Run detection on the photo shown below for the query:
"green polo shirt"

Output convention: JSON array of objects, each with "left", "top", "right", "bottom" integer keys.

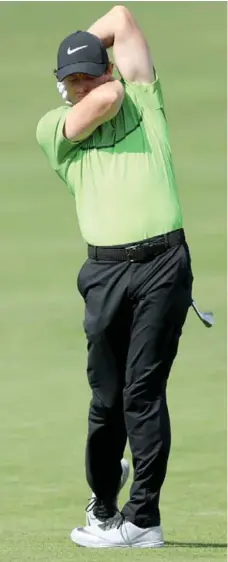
[{"left": 36, "top": 77, "right": 183, "bottom": 245}]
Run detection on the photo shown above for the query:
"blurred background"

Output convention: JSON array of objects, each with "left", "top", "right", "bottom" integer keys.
[{"left": 0, "top": 2, "right": 226, "bottom": 561}]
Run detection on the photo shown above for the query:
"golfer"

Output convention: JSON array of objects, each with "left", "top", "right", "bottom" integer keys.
[{"left": 36, "top": 6, "right": 193, "bottom": 548}]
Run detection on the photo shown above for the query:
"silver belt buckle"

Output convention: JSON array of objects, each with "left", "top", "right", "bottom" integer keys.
[{"left": 125, "top": 244, "right": 139, "bottom": 262}]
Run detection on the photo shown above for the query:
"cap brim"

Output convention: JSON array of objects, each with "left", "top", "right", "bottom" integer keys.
[{"left": 57, "top": 62, "right": 107, "bottom": 81}]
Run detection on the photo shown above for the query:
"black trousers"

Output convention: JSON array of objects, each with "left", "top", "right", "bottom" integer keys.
[{"left": 77, "top": 241, "right": 193, "bottom": 528}]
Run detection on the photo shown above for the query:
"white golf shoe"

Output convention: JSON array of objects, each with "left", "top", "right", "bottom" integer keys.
[
  {"left": 71, "top": 519, "right": 164, "bottom": 548},
  {"left": 86, "top": 458, "right": 130, "bottom": 526}
]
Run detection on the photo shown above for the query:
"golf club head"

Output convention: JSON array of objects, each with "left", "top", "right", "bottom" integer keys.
[
  {"left": 198, "top": 311, "right": 215, "bottom": 328},
  {"left": 191, "top": 300, "right": 215, "bottom": 328}
]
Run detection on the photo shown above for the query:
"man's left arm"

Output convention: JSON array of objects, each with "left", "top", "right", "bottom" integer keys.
[{"left": 88, "top": 6, "right": 155, "bottom": 84}]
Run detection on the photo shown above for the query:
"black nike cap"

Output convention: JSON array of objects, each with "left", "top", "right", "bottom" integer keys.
[{"left": 56, "top": 31, "right": 109, "bottom": 81}]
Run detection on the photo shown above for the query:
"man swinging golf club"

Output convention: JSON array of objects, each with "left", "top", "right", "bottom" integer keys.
[{"left": 36, "top": 5, "right": 214, "bottom": 549}]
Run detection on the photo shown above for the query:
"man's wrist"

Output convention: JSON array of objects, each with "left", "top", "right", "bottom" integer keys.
[
  {"left": 87, "top": 6, "right": 121, "bottom": 49},
  {"left": 87, "top": 27, "right": 114, "bottom": 50}
]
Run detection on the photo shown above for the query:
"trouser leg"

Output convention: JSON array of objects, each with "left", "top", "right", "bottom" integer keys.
[
  {"left": 122, "top": 243, "right": 193, "bottom": 527},
  {"left": 77, "top": 260, "right": 132, "bottom": 499}
]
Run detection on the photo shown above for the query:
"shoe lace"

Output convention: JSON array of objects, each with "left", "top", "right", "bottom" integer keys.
[
  {"left": 101, "top": 510, "right": 125, "bottom": 530},
  {"left": 86, "top": 497, "right": 118, "bottom": 522}
]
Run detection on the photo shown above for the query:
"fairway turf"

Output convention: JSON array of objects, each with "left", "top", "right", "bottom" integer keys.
[{"left": 0, "top": 2, "right": 226, "bottom": 561}]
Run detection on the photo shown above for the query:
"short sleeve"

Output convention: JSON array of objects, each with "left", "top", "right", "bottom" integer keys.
[
  {"left": 36, "top": 106, "right": 80, "bottom": 181},
  {"left": 121, "top": 76, "right": 165, "bottom": 112}
]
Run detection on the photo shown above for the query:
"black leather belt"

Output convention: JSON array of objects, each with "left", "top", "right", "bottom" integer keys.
[{"left": 88, "top": 228, "right": 185, "bottom": 262}]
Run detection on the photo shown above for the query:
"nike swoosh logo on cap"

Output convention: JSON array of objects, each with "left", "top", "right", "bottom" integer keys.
[{"left": 67, "top": 45, "right": 88, "bottom": 55}]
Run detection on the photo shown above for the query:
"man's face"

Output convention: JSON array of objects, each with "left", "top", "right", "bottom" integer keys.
[{"left": 63, "top": 64, "right": 113, "bottom": 105}]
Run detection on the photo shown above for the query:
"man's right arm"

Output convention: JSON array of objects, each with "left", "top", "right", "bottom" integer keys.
[
  {"left": 64, "top": 79, "right": 124, "bottom": 142},
  {"left": 88, "top": 6, "right": 155, "bottom": 84}
]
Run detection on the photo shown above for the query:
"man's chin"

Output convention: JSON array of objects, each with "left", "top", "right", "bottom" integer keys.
[
  {"left": 76, "top": 94, "right": 87, "bottom": 103},
  {"left": 70, "top": 93, "right": 89, "bottom": 104}
]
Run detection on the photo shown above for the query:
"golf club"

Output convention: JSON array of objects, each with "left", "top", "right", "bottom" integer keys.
[{"left": 191, "top": 299, "right": 215, "bottom": 328}]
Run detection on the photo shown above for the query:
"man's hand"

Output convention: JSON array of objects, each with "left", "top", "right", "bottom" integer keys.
[
  {"left": 57, "top": 81, "right": 72, "bottom": 105},
  {"left": 64, "top": 79, "right": 124, "bottom": 142},
  {"left": 88, "top": 6, "right": 155, "bottom": 83}
]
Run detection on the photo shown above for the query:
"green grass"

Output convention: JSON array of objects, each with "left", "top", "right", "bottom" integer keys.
[{"left": 0, "top": 2, "right": 226, "bottom": 561}]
